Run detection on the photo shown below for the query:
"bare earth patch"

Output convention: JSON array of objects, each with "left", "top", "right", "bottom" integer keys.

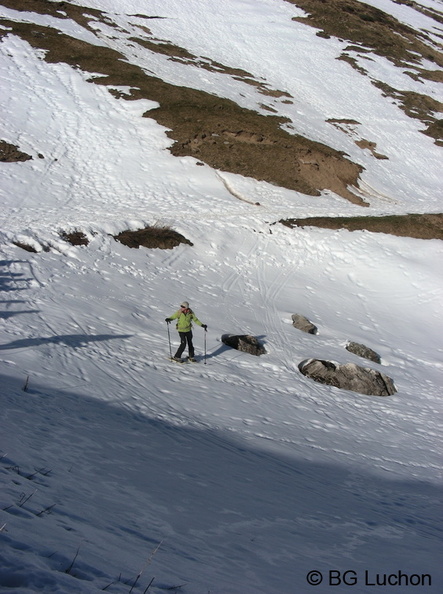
[
  {"left": 12, "top": 241, "right": 38, "bottom": 253},
  {"left": 114, "top": 227, "right": 193, "bottom": 250},
  {"left": 1, "top": 0, "right": 441, "bottom": 212},
  {"left": 287, "top": 0, "right": 443, "bottom": 143},
  {"left": 0, "top": 0, "right": 365, "bottom": 205},
  {"left": 59, "top": 230, "right": 89, "bottom": 246},
  {"left": 327, "top": 119, "right": 388, "bottom": 159},
  {"left": 288, "top": 0, "right": 442, "bottom": 67},
  {"left": 0, "top": 140, "right": 32, "bottom": 162},
  {"left": 280, "top": 213, "right": 443, "bottom": 240},
  {"left": 131, "top": 35, "right": 292, "bottom": 99}
]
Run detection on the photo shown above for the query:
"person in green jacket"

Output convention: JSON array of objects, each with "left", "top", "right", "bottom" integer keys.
[{"left": 165, "top": 301, "right": 207, "bottom": 362}]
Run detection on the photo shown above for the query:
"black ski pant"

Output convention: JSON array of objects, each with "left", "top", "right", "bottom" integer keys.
[{"left": 175, "top": 331, "right": 194, "bottom": 358}]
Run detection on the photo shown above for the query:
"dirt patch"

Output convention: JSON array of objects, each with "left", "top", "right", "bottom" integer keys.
[
  {"left": 59, "top": 230, "right": 89, "bottom": 246},
  {"left": 287, "top": 0, "right": 443, "bottom": 143},
  {"left": 354, "top": 139, "right": 388, "bottom": 160},
  {"left": 12, "top": 241, "right": 38, "bottom": 252},
  {"left": 114, "top": 226, "right": 193, "bottom": 249},
  {"left": 158, "top": 107, "right": 365, "bottom": 204},
  {"left": 132, "top": 35, "right": 293, "bottom": 100},
  {"left": 373, "top": 81, "right": 443, "bottom": 143},
  {"left": 0, "top": 0, "right": 107, "bottom": 32},
  {"left": 423, "top": 120, "right": 443, "bottom": 146},
  {"left": 280, "top": 213, "right": 443, "bottom": 240},
  {"left": 288, "top": 0, "right": 442, "bottom": 68},
  {"left": 393, "top": 0, "right": 443, "bottom": 26},
  {"left": 0, "top": 140, "right": 32, "bottom": 162},
  {"left": 10, "top": 227, "right": 190, "bottom": 253},
  {"left": 327, "top": 119, "right": 388, "bottom": 159},
  {"left": 0, "top": 2, "right": 365, "bottom": 205}
]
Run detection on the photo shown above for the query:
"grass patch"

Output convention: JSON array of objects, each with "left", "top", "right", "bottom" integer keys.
[
  {"left": 131, "top": 35, "right": 292, "bottom": 99},
  {"left": 0, "top": 140, "right": 32, "bottom": 162},
  {"left": 59, "top": 230, "right": 89, "bottom": 246},
  {"left": 373, "top": 81, "right": 443, "bottom": 143},
  {"left": 12, "top": 241, "right": 38, "bottom": 253},
  {"left": 287, "top": 0, "right": 443, "bottom": 143},
  {"left": 114, "top": 226, "right": 193, "bottom": 249},
  {"left": 289, "top": 0, "right": 442, "bottom": 68},
  {"left": 280, "top": 213, "right": 443, "bottom": 240},
  {"left": 0, "top": 1, "right": 365, "bottom": 204}
]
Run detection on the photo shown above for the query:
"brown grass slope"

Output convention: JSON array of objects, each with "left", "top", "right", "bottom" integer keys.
[
  {"left": 0, "top": 0, "right": 364, "bottom": 204},
  {"left": 281, "top": 213, "right": 443, "bottom": 240},
  {"left": 1, "top": 0, "right": 442, "bottom": 239},
  {"left": 287, "top": 0, "right": 443, "bottom": 144}
]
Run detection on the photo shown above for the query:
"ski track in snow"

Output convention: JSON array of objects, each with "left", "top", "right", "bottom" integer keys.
[
  {"left": 2, "top": 218, "right": 443, "bottom": 593},
  {"left": 2, "top": 227, "right": 442, "bottom": 474}
]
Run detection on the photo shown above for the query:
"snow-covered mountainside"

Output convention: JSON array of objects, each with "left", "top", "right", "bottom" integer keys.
[{"left": 1, "top": 1, "right": 442, "bottom": 593}]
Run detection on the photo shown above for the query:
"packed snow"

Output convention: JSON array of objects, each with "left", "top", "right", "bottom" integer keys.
[{"left": 1, "top": 0, "right": 442, "bottom": 593}]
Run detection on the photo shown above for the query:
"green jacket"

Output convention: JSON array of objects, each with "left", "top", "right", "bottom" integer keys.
[{"left": 169, "top": 309, "right": 203, "bottom": 333}]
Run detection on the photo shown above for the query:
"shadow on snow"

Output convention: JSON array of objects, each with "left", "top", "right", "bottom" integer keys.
[
  {"left": 1, "top": 373, "right": 442, "bottom": 593},
  {"left": 0, "top": 334, "right": 133, "bottom": 350}
]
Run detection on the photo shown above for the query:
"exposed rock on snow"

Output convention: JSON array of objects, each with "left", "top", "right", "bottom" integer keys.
[
  {"left": 346, "top": 341, "right": 381, "bottom": 363},
  {"left": 222, "top": 334, "right": 266, "bottom": 356},
  {"left": 298, "top": 359, "right": 396, "bottom": 396},
  {"left": 291, "top": 313, "right": 318, "bottom": 334}
]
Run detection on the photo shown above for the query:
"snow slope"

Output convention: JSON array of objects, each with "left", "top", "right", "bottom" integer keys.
[{"left": 1, "top": 1, "right": 442, "bottom": 593}]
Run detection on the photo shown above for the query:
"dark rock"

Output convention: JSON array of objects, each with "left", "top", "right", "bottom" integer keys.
[
  {"left": 298, "top": 359, "right": 396, "bottom": 396},
  {"left": 346, "top": 341, "right": 381, "bottom": 363},
  {"left": 221, "top": 334, "right": 266, "bottom": 356},
  {"left": 291, "top": 314, "right": 318, "bottom": 334}
]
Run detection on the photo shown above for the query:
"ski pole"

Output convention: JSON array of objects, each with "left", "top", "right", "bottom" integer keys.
[
  {"left": 204, "top": 327, "right": 207, "bottom": 364},
  {"left": 167, "top": 322, "right": 172, "bottom": 359}
]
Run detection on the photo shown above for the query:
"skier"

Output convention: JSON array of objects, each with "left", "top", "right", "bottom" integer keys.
[{"left": 165, "top": 301, "right": 207, "bottom": 362}]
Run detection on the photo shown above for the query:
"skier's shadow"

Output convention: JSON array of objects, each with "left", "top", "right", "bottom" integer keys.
[
  {"left": 0, "top": 334, "right": 133, "bottom": 350},
  {"left": 204, "top": 343, "right": 231, "bottom": 360}
]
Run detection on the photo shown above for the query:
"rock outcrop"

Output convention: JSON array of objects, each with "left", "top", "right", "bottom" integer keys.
[
  {"left": 299, "top": 359, "right": 396, "bottom": 396},
  {"left": 345, "top": 341, "right": 381, "bottom": 363},
  {"left": 291, "top": 314, "right": 318, "bottom": 335},
  {"left": 222, "top": 334, "right": 266, "bottom": 356}
]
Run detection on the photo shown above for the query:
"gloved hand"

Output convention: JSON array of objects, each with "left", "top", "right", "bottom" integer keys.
[
  {"left": 165, "top": 318, "right": 172, "bottom": 323},
  {"left": 202, "top": 324, "right": 208, "bottom": 330}
]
